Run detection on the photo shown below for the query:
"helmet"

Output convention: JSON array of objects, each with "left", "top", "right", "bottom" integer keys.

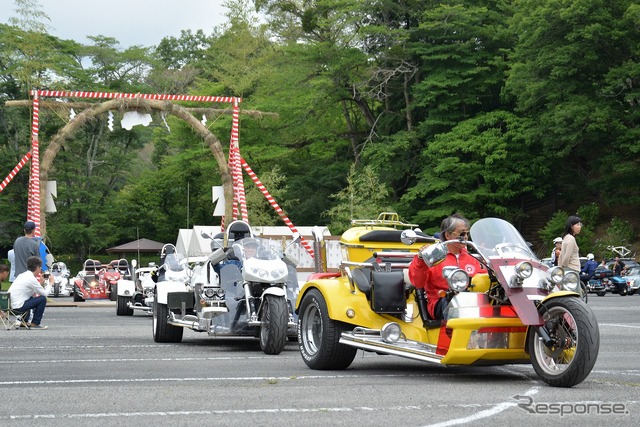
[
  {"left": 587, "top": 253, "right": 594, "bottom": 260},
  {"left": 553, "top": 237, "right": 562, "bottom": 244},
  {"left": 226, "top": 221, "right": 253, "bottom": 242}
]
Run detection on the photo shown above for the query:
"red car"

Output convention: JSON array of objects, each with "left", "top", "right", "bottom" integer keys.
[{"left": 73, "top": 259, "right": 119, "bottom": 302}]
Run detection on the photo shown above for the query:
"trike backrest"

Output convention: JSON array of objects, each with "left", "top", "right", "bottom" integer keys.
[{"left": 339, "top": 227, "right": 434, "bottom": 263}]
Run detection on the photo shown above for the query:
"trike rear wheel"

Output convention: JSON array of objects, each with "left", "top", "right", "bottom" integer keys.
[{"left": 298, "top": 289, "right": 356, "bottom": 370}]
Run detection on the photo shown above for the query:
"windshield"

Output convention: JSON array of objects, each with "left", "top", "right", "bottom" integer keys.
[
  {"left": 164, "top": 253, "right": 185, "bottom": 272},
  {"left": 470, "top": 218, "right": 537, "bottom": 260},
  {"left": 627, "top": 266, "right": 640, "bottom": 276},
  {"left": 232, "top": 237, "right": 281, "bottom": 262}
]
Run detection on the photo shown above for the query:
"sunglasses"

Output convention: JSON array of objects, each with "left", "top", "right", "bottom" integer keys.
[{"left": 450, "top": 231, "right": 469, "bottom": 239}]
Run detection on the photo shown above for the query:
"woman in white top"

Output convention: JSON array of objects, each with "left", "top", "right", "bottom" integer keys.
[{"left": 559, "top": 215, "right": 582, "bottom": 272}]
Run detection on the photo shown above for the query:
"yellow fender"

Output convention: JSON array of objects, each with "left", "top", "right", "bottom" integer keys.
[
  {"left": 296, "top": 278, "right": 434, "bottom": 343},
  {"left": 541, "top": 290, "right": 581, "bottom": 300},
  {"left": 296, "top": 278, "right": 369, "bottom": 324}
]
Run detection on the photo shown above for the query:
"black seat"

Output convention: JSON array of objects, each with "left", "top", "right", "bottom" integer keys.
[{"left": 351, "top": 268, "right": 371, "bottom": 297}]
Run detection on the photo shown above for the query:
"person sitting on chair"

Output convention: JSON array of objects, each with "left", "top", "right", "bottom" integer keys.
[{"left": 7, "top": 256, "right": 52, "bottom": 329}]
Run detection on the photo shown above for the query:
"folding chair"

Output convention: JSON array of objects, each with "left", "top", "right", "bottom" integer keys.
[{"left": 0, "top": 291, "right": 30, "bottom": 330}]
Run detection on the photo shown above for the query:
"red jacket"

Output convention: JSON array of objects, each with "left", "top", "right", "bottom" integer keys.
[{"left": 408, "top": 248, "right": 485, "bottom": 319}]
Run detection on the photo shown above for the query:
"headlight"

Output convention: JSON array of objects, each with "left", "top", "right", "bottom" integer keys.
[
  {"left": 381, "top": 322, "right": 402, "bottom": 343},
  {"left": 248, "top": 267, "right": 269, "bottom": 280},
  {"left": 271, "top": 268, "right": 287, "bottom": 281},
  {"left": 562, "top": 271, "right": 580, "bottom": 292},
  {"left": 515, "top": 261, "right": 533, "bottom": 279},
  {"left": 201, "top": 287, "right": 224, "bottom": 298},
  {"left": 249, "top": 267, "right": 287, "bottom": 281},
  {"left": 548, "top": 266, "right": 564, "bottom": 284},
  {"left": 442, "top": 267, "right": 469, "bottom": 292}
]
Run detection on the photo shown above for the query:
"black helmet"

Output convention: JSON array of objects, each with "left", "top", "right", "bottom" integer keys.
[
  {"left": 161, "top": 244, "right": 176, "bottom": 256},
  {"left": 226, "top": 221, "right": 252, "bottom": 241}
]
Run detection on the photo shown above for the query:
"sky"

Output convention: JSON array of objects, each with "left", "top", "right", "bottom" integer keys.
[{"left": 1, "top": 0, "right": 230, "bottom": 48}]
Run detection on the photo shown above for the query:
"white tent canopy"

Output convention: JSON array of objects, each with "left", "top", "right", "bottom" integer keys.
[
  {"left": 174, "top": 224, "right": 331, "bottom": 268},
  {"left": 186, "top": 225, "right": 222, "bottom": 257},
  {"left": 174, "top": 229, "right": 192, "bottom": 258}
]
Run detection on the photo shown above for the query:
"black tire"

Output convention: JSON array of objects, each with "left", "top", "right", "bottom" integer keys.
[
  {"left": 109, "top": 284, "right": 117, "bottom": 301},
  {"left": 619, "top": 286, "right": 628, "bottom": 296},
  {"left": 152, "top": 296, "right": 183, "bottom": 343},
  {"left": 73, "top": 287, "right": 84, "bottom": 302},
  {"left": 298, "top": 289, "right": 357, "bottom": 370},
  {"left": 53, "top": 283, "right": 60, "bottom": 298},
  {"left": 117, "top": 296, "right": 134, "bottom": 316},
  {"left": 528, "top": 297, "right": 599, "bottom": 387},
  {"left": 629, "top": 290, "right": 636, "bottom": 296},
  {"left": 596, "top": 292, "right": 606, "bottom": 297},
  {"left": 259, "top": 295, "right": 288, "bottom": 355}
]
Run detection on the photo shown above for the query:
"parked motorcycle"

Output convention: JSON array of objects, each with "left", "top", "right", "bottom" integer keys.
[
  {"left": 50, "top": 262, "right": 71, "bottom": 297},
  {"left": 116, "top": 259, "right": 159, "bottom": 316},
  {"left": 297, "top": 217, "right": 600, "bottom": 387},
  {"left": 117, "top": 244, "right": 178, "bottom": 316},
  {"left": 585, "top": 267, "right": 612, "bottom": 297},
  {"left": 607, "top": 274, "right": 629, "bottom": 296},
  {"left": 152, "top": 220, "right": 299, "bottom": 355}
]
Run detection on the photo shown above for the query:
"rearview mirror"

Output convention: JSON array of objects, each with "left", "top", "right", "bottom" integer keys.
[{"left": 401, "top": 229, "right": 417, "bottom": 246}]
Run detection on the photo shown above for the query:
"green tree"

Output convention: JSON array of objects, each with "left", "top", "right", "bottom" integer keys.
[
  {"left": 323, "top": 163, "right": 390, "bottom": 234},
  {"left": 244, "top": 165, "right": 297, "bottom": 226},
  {"left": 593, "top": 218, "right": 636, "bottom": 260},
  {"left": 504, "top": 0, "right": 640, "bottom": 207},
  {"left": 401, "top": 111, "right": 535, "bottom": 225},
  {"left": 368, "top": 0, "right": 515, "bottom": 220}
]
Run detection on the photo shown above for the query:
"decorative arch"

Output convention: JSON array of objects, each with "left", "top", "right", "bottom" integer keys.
[
  {"left": 2, "top": 91, "right": 315, "bottom": 258},
  {"left": 38, "top": 97, "right": 234, "bottom": 235}
]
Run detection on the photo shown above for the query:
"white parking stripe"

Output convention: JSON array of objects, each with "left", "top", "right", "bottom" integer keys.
[
  {"left": 4, "top": 406, "right": 414, "bottom": 420},
  {"left": 599, "top": 323, "right": 640, "bottom": 329},
  {"left": 0, "top": 372, "right": 516, "bottom": 386},
  {"left": 0, "top": 356, "right": 294, "bottom": 364},
  {"left": 422, "top": 386, "right": 538, "bottom": 427}
]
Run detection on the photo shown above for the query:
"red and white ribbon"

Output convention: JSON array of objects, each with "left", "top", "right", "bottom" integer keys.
[
  {"left": 28, "top": 93, "right": 41, "bottom": 236},
  {"left": 0, "top": 151, "right": 32, "bottom": 192},
  {"left": 33, "top": 90, "right": 239, "bottom": 104},
  {"left": 240, "top": 157, "right": 314, "bottom": 258}
]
